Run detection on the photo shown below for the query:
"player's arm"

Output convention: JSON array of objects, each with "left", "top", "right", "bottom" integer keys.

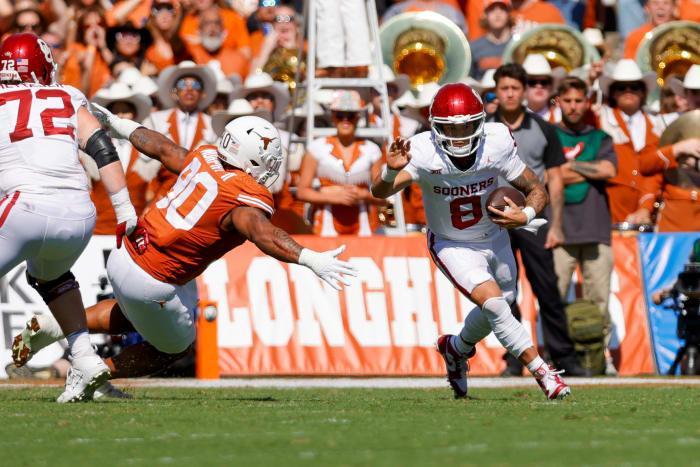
[
  {"left": 77, "top": 107, "right": 148, "bottom": 252},
  {"left": 90, "top": 102, "right": 188, "bottom": 174},
  {"left": 224, "top": 206, "right": 357, "bottom": 290},
  {"left": 370, "top": 137, "right": 415, "bottom": 198},
  {"left": 488, "top": 167, "right": 548, "bottom": 230}
]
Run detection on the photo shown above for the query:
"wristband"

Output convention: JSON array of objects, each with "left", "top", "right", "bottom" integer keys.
[
  {"left": 381, "top": 165, "right": 399, "bottom": 183},
  {"left": 522, "top": 206, "right": 536, "bottom": 224},
  {"left": 109, "top": 187, "right": 137, "bottom": 224}
]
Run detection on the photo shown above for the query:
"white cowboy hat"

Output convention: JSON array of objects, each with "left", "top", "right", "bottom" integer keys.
[
  {"left": 157, "top": 60, "right": 217, "bottom": 110},
  {"left": 582, "top": 28, "right": 604, "bottom": 48},
  {"left": 230, "top": 72, "right": 290, "bottom": 121},
  {"left": 370, "top": 64, "right": 411, "bottom": 99},
  {"left": 401, "top": 81, "right": 441, "bottom": 125},
  {"left": 522, "top": 53, "right": 567, "bottom": 85},
  {"left": 599, "top": 59, "right": 658, "bottom": 96},
  {"left": 211, "top": 99, "right": 273, "bottom": 136},
  {"left": 117, "top": 67, "right": 158, "bottom": 97},
  {"left": 281, "top": 99, "right": 325, "bottom": 124},
  {"left": 207, "top": 59, "right": 235, "bottom": 95},
  {"left": 92, "top": 82, "right": 151, "bottom": 123},
  {"left": 475, "top": 68, "right": 496, "bottom": 93},
  {"left": 117, "top": 67, "right": 143, "bottom": 88},
  {"left": 668, "top": 64, "right": 700, "bottom": 96}
]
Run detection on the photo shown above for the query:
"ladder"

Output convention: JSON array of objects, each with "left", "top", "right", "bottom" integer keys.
[{"left": 288, "top": 0, "right": 406, "bottom": 234}]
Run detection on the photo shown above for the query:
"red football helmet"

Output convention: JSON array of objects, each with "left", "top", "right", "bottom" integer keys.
[
  {"left": 429, "top": 83, "right": 485, "bottom": 165},
  {"left": 0, "top": 33, "right": 56, "bottom": 85}
]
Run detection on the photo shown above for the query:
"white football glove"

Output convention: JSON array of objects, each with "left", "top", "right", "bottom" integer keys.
[
  {"left": 517, "top": 218, "right": 548, "bottom": 234},
  {"left": 298, "top": 245, "right": 357, "bottom": 290},
  {"left": 91, "top": 102, "right": 142, "bottom": 140}
]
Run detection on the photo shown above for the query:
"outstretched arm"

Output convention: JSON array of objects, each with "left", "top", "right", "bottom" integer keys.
[
  {"left": 226, "top": 206, "right": 357, "bottom": 290},
  {"left": 370, "top": 137, "right": 415, "bottom": 198},
  {"left": 91, "top": 102, "right": 188, "bottom": 174}
]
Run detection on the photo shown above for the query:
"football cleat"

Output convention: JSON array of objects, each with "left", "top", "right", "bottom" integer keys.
[
  {"left": 12, "top": 315, "right": 63, "bottom": 367},
  {"left": 93, "top": 381, "right": 132, "bottom": 400},
  {"left": 534, "top": 364, "right": 571, "bottom": 400},
  {"left": 56, "top": 355, "right": 111, "bottom": 403},
  {"left": 435, "top": 334, "right": 476, "bottom": 399}
]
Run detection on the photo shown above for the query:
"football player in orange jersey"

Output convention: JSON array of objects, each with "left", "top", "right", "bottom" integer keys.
[{"left": 13, "top": 110, "right": 357, "bottom": 396}]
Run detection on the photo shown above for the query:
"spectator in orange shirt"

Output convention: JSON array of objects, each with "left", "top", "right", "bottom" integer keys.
[
  {"left": 179, "top": 0, "right": 251, "bottom": 60},
  {"left": 678, "top": 0, "right": 700, "bottom": 21},
  {"left": 623, "top": 0, "right": 677, "bottom": 59},
  {"left": 187, "top": 6, "right": 249, "bottom": 78},
  {"left": 106, "top": 22, "right": 154, "bottom": 78},
  {"left": 511, "top": 0, "right": 566, "bottom": 35},
  {"left": 106, "top": 0, "right": 152, "bottom": 28},
  {"left": 63, "top": 6, "right": 112, "bottom": 97},
  {"left": 145, "top": 0, "right": 190, "bottom": 72},
  {"left": 469, "top": 0, "right": 513, "bottom": 80}
]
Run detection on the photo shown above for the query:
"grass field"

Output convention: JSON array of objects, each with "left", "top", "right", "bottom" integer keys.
[{"left": 1, "top": 382, "right": 699, "bottom": 466}]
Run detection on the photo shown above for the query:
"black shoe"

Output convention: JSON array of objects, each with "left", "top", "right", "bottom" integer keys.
[
  {"left": 501, "top": 353, "right": 523, "bottom": 376},
  {"left": 555, "top": 358, "right": 593, "bottom": 377}
]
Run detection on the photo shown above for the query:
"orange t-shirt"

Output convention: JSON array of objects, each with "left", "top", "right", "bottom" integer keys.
[
  {"left": 62, "top": 44, "right": 111, "bottom": 98},
  {"left": 188, "top": 44, "right": 249, "bottom": 78},
  {"left": 180, "top": 9, "right": 250, "bottom": 53},
  {"left": 512, "top": 1, "right": 566, "bottom": 35},
  {"left": 127, "top": 146, "right": 275, "bottom": 285},
  {"left": 678, "top": 0, "right": 700, "bottom": 22},
  {"left": 623, "top": 23, "right": 653, "bottom": 59}
]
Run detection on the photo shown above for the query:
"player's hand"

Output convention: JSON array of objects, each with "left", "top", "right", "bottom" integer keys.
[
  {"left": 544, "top": 225, "right": 564, "bottom": 249},
  {"left": 298, "top": 245, "right": 357, "bottom": 290},
  {"left": 91, "top": 102, "right": 142, "bottom": 140},
  {"left": 387, "top": 137, "right": 411, "bottom": 171},
  {"left": 116, "top": 218, "right": 150, "bottom": 254},
  {"left": 487, "top": 196, "right": 528, "bottom": 229}
]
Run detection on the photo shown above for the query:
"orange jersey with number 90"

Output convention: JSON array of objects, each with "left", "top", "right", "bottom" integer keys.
[{"left": 126, "top": 146, "right": 275, "bottom": 285}]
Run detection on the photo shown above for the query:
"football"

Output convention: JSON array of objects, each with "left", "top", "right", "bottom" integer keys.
[{"left": 486, "top": 187, "right": 526, "bottom": 218}]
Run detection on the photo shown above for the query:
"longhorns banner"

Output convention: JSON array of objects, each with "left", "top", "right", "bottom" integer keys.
[{"left": 197, "top": 235, "right": 654, "bottom": 376}]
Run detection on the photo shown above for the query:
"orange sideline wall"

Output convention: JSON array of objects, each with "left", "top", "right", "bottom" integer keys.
[{"left": 196, "top": 235, "right": 654, "bottom": 376}]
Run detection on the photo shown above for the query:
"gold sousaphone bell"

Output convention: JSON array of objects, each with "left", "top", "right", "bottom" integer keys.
[
  {"left": 503, "top": 24, "right": 600, "bottom": 72},
  {"left": 635, "top": 21, "right": 700, "bottom": 87},
  {"left": 263, "top": 47, "right": 304, "bottom": 94},
  {"left": 379, "top": 11, "right": 471, "bottom": 89}
]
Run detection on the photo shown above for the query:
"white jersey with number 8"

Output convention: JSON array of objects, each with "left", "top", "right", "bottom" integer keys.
[
  {"left": 402, "top": 122, "right": 526, "bottom": 242},
  {"left": 0, "top": 83, "right": 89, "bottom": 195}
]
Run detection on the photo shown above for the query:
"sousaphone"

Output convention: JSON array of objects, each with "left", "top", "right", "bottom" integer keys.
[
  {"left": 658, "top": 109, "right": 700, "bottom": 189},
  {"left": 379, "top": 11, "right": 470, "bottom": 89},
  {"left": 635, "top": 21, "right": 700, "bottom": 87},
  {"left": 503, "top": 24, "right": 600, "bottom": 72}
]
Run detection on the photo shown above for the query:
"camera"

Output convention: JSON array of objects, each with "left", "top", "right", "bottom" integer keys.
[{"left": 665, "top": 262, "right": 700, "bottom": 375}]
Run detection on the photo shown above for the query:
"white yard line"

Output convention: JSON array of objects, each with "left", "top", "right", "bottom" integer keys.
[{"left": 3, "top": 377, "right": 700, "bottom": 390}]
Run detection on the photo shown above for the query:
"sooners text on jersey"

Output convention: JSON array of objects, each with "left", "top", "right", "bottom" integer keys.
[
  {"left": 126, "top": 146, "right": 275, "bottom": 285},
  {"left": 0, "top": 83, "right": 89, "bottom": 195},
  {"left": 404, "top": 122, "right": 526, "bottom": 242}
]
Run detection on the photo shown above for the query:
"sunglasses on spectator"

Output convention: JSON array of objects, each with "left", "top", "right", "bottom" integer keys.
[
  {"left": 116, "top": 31, "right": 141, "bottom": 43},
  {"left": 152, "top": 4, "right": 174, "bottom": 13},
  {"left": 527, "top": 78, "right": 552, "bottom": 87},
  {"left": 175, "top": 79, "right": 203, "bottom": 90},
  {"left": 612, "top": 82, "right": 645, "bottom": 92},
  {"left": 333, "top": 111, "right": 359, "bottom": 121},
  {"left": 274, "top": 15, "right": 295, "bottom": 23},
  {"left": 18, "top": 22, "right": 41, "bottom": 32},
  {"left": 246, "top": 91, "right": 274, "bottom": 101}
]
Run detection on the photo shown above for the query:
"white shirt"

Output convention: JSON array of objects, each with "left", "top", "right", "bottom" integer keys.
[
  {"left": 0, "top": 84, "right": 89, "bottom": 195},
  {"left": 619, "top": 109, "right": 647, "bottom": 153},
  {"left": 143, "top": 108, "right": 216, "bottom": 150},
  {"left": 403, "top": 123, "right": 526, "bottom": 242}
]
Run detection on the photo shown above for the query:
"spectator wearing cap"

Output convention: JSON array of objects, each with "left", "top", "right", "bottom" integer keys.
[
  {"left": 230, "top": 71, "right": 289, "bottom": 124},
  {"left": 143, "top": 61, "right": 217, "bottom": 203},
  {"left": 469, "top": 0, "right": 512, "bottom": 80},
  {"left": 296, "top": 90, "right": 386, "bottom": 236},
  {"left": 594, "top": 59, "right": 670, "bottom": 224},
  {"left": 106, "top": 21, "right": 154, "bottom": 77},
  {"left": 179, "top": 0, "right": 251, "bottom": 60},
  {"left": 523, "top": 54, "right": 567, "bottom": 124},
  {"left": 187, "top": 6, "right": 249, "bottom": 78},
  {"left": 553, "top": 76, "right": 618, "bottom": 372},
  {"left": 145, "top": 0, "right": 191, "bottom": 72},
  {"left": 623, "top": 0, "right": 677, "bottom": 60},
  {"left": 87, "top": 82, "right": 160, "bottom": 233}
]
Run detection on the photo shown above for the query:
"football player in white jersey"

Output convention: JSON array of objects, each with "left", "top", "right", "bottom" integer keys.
[
  {"left": 0, "top": 33, "right": 148, "bottom": 402},
  {"left": 371, "top": 83, "right": 571, "bottom": 400}
]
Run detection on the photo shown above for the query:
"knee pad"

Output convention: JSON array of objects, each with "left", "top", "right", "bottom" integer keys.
[
  {"left": 482, "top": 296, "right": 533, "bottom": 357},
  {"left": 26, "top": 271, "right": 80, "bottom": 304}
]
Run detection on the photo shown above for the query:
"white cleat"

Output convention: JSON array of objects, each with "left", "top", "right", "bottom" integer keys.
[
  {"left": 534, "top": 364, "right": 571, "bottom": 400},
  {"left": 56, "top": 355, "right": 112, "bottom": 403},
  {"left": 12, "top": 315, "right": 63, "bottom": 367},
  {"left": 93, "top": 381, "right": 132, "bottom": 400}
]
